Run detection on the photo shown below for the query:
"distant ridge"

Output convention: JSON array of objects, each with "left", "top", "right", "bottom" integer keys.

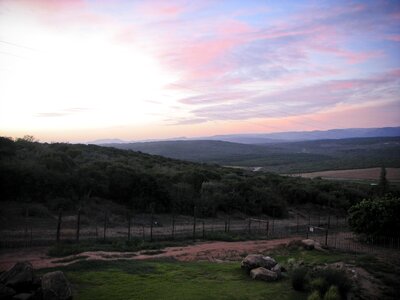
[{"left": 89, "top": 126, "right": 400, "bottom": 145}]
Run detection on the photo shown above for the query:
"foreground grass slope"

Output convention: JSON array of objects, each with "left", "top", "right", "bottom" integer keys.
[{"left": 41, "top": 259, "right": 306, "bottom": 300}]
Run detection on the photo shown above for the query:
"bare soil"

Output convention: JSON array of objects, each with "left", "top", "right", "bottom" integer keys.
[
  {"left": 297, "top": 167, "right": 400, "bottom": 182},
  {"left": 0, "top": 237, "right": 300, "bottom": 271}
]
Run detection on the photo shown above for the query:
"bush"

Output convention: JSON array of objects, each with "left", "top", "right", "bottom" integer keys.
[
  {"left": 292, "top": 267, "right": 309, "bottom": 291},
  {"left": 348, "top": 195, "right": 400, "bottom": 237},
  {"left": 310, "top": 277, "right": 329, "bottom": 297},
  {"left": 314, "top": 268, "right": 351, "bottom": 298},
  {"left": 307, "top": 291, "right": 321, "bottom": 300},
  {"left": 323, "top": 286, "right": 340, "bottom": 300}
]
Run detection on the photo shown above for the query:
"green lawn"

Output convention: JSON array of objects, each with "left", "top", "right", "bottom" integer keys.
[{"left": 45, "top": 259, "right": 307, "bottom": 300}]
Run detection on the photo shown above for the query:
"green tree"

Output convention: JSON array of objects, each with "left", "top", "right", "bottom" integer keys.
[
  {"left": 378, "top": 166, "right": 389, "bottom": 195},
  {"left": 348, "top": 195, "right": 400, "bottom": 237}
]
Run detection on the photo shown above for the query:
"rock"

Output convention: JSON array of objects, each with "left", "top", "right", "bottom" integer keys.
[
  {"left": 0, "top": 262, "right": 34, "bottom": 292},
  {"left": 301, "top": 239, "right": 315, "bottom": 250},
  {"left": 250, "top": 267, "right": 278, "bottom": 282},
  {"left": 272, "top": 263, "right": 282, "bottom": 278},
  {"left": 41, "top": 271, "right": 72, "bottom": 300},
  {"left": 241, "top": 254, "right": 277, "bottom": 271},
  {"left": 12, "top": 293, "right": 32, "bottom": 300},
  {"left": 0, "top": 283, "right": 16, "bottom": 299}
]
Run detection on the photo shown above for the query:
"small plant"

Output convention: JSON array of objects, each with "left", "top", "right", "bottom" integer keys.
[
  {"left": 292, "top": 266, "right": 309, "bottom": 291},
  {"left": 314, "top": 268, "right": 351, "bottom": 298},
  {"left": 323, "top": 285, "right": 340, "bottom": 300},
  {"left": 310, "top": 277, "right": 329, "bottom": 297},
  {"left": 307, "top": 291, "right": 321, "bottom": 300}
]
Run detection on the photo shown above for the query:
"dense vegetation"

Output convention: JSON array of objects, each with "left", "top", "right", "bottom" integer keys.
[
  {"left": 348, "top": 195, "right": 400, "bottom": 238},
  {"left": 104, "top": 137, "right": 400, "bottom": 173},
  {"left": 0, "top": 136, "right": 377, "bottom": 217}
]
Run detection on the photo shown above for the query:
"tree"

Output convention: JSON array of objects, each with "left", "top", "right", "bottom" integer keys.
[
  {"left": 348, "top": 195, "right": 400, "bottom": 237},
  {"left": 378, "top": 166, "right": 389, "bottom": 195}
]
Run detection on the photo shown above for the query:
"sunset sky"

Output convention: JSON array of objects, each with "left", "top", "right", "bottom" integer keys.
[{"left": 0, "top": 0, "right": 399, "bottom": 142}]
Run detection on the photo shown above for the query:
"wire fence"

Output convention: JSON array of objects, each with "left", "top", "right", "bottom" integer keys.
[{"left": 1, "top": 210, "right": 398, "bottom": 256}]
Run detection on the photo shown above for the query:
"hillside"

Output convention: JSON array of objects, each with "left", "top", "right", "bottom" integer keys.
[
  {"left": 0, "top": 137, "right": 376, "bottom": 217},
  {"left": 104, "top": 137, "right": 400, "bottom": 173}
]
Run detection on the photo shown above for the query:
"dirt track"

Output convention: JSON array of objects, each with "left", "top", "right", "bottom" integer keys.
[{"left": 0, "top": 237, "right": 301, "bottom": 271}]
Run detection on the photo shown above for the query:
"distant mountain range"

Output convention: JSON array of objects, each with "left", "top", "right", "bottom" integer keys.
[{"left": 89, "top": 126, "right": 400, "bottom": 145}]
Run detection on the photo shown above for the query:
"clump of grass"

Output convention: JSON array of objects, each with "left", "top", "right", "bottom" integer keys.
[
  {"left": 292, "top": 266, "right": 309, "bottom": 291},
  {"left": 48, "top": 238, "right": 190, "bottom": 257},
  {"left": 323, "top": 286, "right": 340, "bottom": 300}
]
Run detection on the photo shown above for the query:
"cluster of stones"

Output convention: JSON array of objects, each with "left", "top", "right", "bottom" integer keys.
[
  {"left": 240, "top": 254, "right": 286, "bottom": 282},
  {"left": 0, "top": 262, "right": 72, "bottom": 300}
]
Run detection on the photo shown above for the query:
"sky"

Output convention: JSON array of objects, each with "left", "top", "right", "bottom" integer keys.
[{"left": 0, "top": 0, "right": 399, "bottom": 143}]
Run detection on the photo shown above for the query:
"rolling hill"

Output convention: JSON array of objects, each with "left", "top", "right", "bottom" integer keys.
[{"left": 104, "top": 137, "right": 400, "bottom": 173}]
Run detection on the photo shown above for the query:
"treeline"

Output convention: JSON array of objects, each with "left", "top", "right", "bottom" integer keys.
[{"left": 0, "top": 136, "right": 376, "bottom": 217}]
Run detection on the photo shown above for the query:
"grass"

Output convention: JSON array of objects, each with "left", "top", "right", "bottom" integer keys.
[
  {"left": 41, "top": 259, "right": 307, "bottom": 300},
  {"left": 48, "top": 239, "right": 192, "bottom": 257}
]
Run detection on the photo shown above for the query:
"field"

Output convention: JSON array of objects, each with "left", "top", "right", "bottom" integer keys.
[
  {"left": 291, "top": 167, "right": 400, "bottom": 183},
  {"left": 2, "top": 238, "right": 396, "bottom": 300}
]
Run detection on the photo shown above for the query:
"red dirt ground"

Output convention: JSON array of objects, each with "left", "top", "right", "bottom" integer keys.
[{"left": 0, "top": 237, "right": 301, "bottom": 271}]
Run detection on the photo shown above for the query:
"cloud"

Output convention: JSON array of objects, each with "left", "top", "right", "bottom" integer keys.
[{"left": 35, "top": 107, "right": 88, "bottom": 118}]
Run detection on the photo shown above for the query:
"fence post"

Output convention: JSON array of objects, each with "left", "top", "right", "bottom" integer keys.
[
  {"left": 103, "top": 210, "right": 107, "bottom": 241},
  {"left": 150, "top": 206, "right": 154, "bottom": 242},
  {"left": 202, "top": 221, "right": 205, "bottom": 239},
  {"left": 307, "top": 214, "right": 310, "bottom": 239},
  {"left": 296, "top": 213, "right": 299, "bottom": 233},
  {"left": 127, "top": 213, "right": 131, "bottom": 241},
  {"left": 76, "top": 208, "right": 81, "bottom": 243},
  {"left": 272, "top": 209, "right": 275, "bottom": 235},
  {"left": 266, "top": 220, "right": 269, "bottom": 236},
  {"left": 227, "top": 216, "right": 231, "bottom": 232},
  {"left": 56, "top": 209, "right": 62, "bottom": 244},
  {"left": 172, "top": 213, "right": 175, "bottom": 240},
  {"left": 193, "top": 206, "right": 197, "bottom": 240},
  {"left": 24, "top": 208, "right": 29, "bottom": 248},
  {"left": 248, "top": 218, "right": 251, "bottom": 234}
]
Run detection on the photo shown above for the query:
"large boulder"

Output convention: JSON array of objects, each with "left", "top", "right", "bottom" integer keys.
[
  {"left": 301, "top": 239, "right": 315, "bottom": 250},
  {"left": 0, "top": 283, "right": 16, "bottom": 299},
  {"left": 41, "top": 271, "right": 72, "bottom": 300},
  {"left": 0, "top": 262, "right": 34, "bottom": 292},
  {"left": 241, "top": 254, "right": 277, "bottom": 271},
  {"left": 271, "top": 263, "right": 283, "bottom": 278},
  {"left": 250, "top": 267, "right": 278, "bottom": 282}
]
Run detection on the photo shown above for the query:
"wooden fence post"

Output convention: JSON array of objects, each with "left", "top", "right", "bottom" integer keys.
[
  {"left": 56, "top": 209, "right": 62, "bottom": 243},
  {"left": 76, "top": 208, "right": 81, "bottom": 243},
  {"left": 172, "top": 213, "right": 175, "bottom": 240},
  {"left": 103, "top": 210, "right": 107, "bottom": 241},
  {"left": 150, "top": 207, "right": 154, "bottom": 242},
  {"left": 202, "top": 221, "right": 205, "bottom": 239},
  {"left": 127, "top": 213, "right": 131, "bottom": 241},
  {"left": 192, "top": 206, "right": 197, "bottom": 240}
]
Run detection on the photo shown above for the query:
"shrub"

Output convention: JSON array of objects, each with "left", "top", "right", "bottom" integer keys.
[
  {"left": 307, "top": 291, "right": 321, "bottom": 300},
  {"left": 323, "top": 286, "right": 340, "bottom": 300},
  {"left": 310, "top": 277, "right": 329, "bottom": 296},
  {"left": 292, "top": 267, "right": 309, "bottom": 291},
  {"left": 314, "top": 268, "right": 351, "bottom": 298}
]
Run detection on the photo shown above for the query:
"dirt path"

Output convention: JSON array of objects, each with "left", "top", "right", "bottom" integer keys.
[{"left": 0, "top": 237, "right": 300, "bottom": 271}]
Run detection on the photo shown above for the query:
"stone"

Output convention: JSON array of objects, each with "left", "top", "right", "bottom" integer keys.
[
  {"left": 241, "top": 254, "right": 277, "bottom": 271},
  {"left": 301, "top": 239, "right": 315, "bottom": 250},
  {"left": 42, "top": 271, "right": 72, "bottom": 300},
  {"left": 272, "top": 263, "right": 282, "bottom": 278},
  {"left": 250, "top": 267, "right": 278, "bottom": 282},
  {"left": 0, "top": 283, "right": 16, "bottom": 299},
  {"left": 0, "top": 262, "right": 34, "bottom": 292}
]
